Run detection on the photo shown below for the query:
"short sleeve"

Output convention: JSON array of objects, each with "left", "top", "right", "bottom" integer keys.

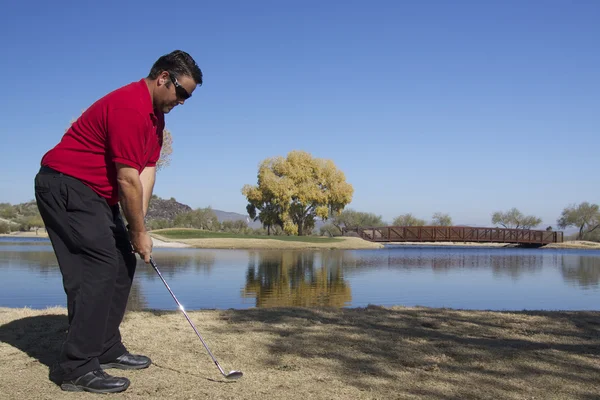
[{"left": 107, "top": 108, "right": 147, "bottom": 171}]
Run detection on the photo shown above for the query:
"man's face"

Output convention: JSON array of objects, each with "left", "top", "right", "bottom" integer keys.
[{"left": 156, "top": 72, "right": 198, "bottom": 114}]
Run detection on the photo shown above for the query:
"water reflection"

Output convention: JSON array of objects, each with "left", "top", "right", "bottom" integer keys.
[
  {"left": 126, "top": 281, "right": 147, "bottom": 311},
  {"left": 1, "top": 242, "right": 599, "bottom": 310},
  {"left": 560, "top": 254, "right": 600, "bottom": 289},
  {"left": 0, "top": 248, "right": 60, "bottom": 274},
  {"left": 134, "top": 250, "right": 216, "bottom": 279},
  {"left": 340, "top": 249, "right": 600, "bottom": 286},
  {"left": 126, "top": 250, "right": 216, "bottom": 310},
  {"left": 242, "top": 250, "right": 352, "bottom": 307}
]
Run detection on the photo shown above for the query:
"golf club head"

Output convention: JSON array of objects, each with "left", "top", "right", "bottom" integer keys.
[{"left": 225, "top": 370, "right": 243, "bottom": 380}]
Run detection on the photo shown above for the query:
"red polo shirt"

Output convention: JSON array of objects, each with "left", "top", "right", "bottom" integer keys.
[{"left": 41, "top": 79, "right": 164, "bottom": 206}]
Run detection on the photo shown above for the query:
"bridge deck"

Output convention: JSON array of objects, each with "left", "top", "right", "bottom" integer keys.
[{"left": 343, "top": 226, "right": 563, "bottom": 245}]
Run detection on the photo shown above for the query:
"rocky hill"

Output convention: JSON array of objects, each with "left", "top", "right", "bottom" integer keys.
[
  {"left": 145, "top": 196, "right": 263, "bottom": 229},
  {"left": 146, "top": 196, "right": 193, "bottom": 222}
]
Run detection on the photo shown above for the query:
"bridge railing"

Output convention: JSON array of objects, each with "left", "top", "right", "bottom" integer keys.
[{"left": 342, "top": 226, "right": 563, "bottom": 244}]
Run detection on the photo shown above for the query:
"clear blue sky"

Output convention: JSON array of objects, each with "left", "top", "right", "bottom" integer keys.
[{"left": 1, "top": 0, "right": 598, "bottom": 228}]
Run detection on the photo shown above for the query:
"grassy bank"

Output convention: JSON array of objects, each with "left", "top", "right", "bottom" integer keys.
[
  {"left": 150, "top": 228, "right": 384, "bottom": 249},
  {"left": 1, "top": 306, "right": 599, "bottom": 399},
  {"left": 152, "top": 228, "right": 343, "bottom": 242}
]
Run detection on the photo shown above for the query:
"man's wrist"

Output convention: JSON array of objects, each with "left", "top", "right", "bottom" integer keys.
[{"left": 126, "top": 224, "right": 146, "bottom": 234}]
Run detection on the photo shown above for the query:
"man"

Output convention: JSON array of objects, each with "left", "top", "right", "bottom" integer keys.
[{"left": 34, "top": 50, "right": 202, "bottom": 394}]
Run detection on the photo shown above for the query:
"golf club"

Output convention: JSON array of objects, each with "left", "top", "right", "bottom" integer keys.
[{"left": 149, "top": 256, "right": 243, "bottom": 380}]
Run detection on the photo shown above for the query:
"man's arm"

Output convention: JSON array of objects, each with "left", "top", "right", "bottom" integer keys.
[
  {"left": 140, "top": 166, "right": 156, "bottom": 218},
  {"left": 116, "top": 163, "right": 145, "bottom": 232},
  {"left": 116, "top": 163, "right": 153, "bottom": 262}
]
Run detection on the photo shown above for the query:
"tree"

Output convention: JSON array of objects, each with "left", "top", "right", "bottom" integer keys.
[
  {"left": 242, "top": 150, "right": 354, "bottom": 236},
  {"left": 222, "top": 220, "right": 250, "bottom": 234},
  {"left": 146, "top": 218, "right": 173, "bottom": 230},
  {"left": 174, "top": 207, "right": 219, "bottom": 230},
  {"left": 431, "top": 212, "right": 452, "bottom": 226},
  {"left": 247, "top": 202, "right": 282, "bottom": 236},
  {"left": 0, "top": 203, "right": 17, "bottom": 219},
  {"left": 392, "top": 213, "right": 426, "bottom": 226},
  {"left": 491, "top": 208, "right": 541, "bottom": 229},
  {"left": 557, "top": 202, "right": 600, "bottom": 240},
  {"left": 156, "top": 128, "right": 173, "bottom": 171},
  {"left": 330, "top": 209, "right": 384, "bottom": 235},
  {"left": 21, "top": 215, "right": 44, "bottom": 234},
  {"left": 320, "top": 223, "right": 340, "bottom": 237}
]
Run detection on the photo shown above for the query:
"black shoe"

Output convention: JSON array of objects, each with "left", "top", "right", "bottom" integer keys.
[
  {"left": 100, "top": 352, "right": 152, "bottom": 370},
  {"left": 60, "top": 369, "right": 130, "bottom": 393}
]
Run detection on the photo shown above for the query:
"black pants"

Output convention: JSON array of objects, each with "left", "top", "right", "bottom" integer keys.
[{"left": 34, "top": 166, "right": 137, "bottom": 381}]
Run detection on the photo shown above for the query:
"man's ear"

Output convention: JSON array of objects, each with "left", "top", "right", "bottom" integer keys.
[{"left": 158, "top": 71, "right": 169, "bottom": 87}]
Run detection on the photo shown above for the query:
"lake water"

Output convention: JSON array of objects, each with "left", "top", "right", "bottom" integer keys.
[{"left": 1, "top": 237, "right": 599, "bottom": 311}]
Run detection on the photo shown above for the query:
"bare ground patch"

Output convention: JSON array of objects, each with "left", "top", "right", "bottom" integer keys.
[
  {"left": 1, "top": 306, "right": 599, "bottom": 399},
  {"left": 543, "top": 241, "right": 600, "bottom": 250},
  {"left": 153, "top": 235, "right": 384, "bottom": 250}
]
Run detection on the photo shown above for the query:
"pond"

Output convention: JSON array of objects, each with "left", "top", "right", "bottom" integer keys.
[{"left": 1, "top": 238, "right": 599, "bottom": 311}]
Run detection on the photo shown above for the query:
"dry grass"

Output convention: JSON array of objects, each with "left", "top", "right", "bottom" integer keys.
[
  {"left": 543, "top": 241, "right": 600, "bottom": 249},
  {"left": 1, "top": 306, "right": 599, "bottom": 399}
]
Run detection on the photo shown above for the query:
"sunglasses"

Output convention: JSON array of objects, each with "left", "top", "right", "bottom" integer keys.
[{"left": 168, "top": 73, "right": 191, "bottom": 100}]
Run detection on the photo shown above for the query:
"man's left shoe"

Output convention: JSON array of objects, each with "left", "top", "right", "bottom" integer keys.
[{"left": 100, "top": 353, "right": 152, "bottom": 370}]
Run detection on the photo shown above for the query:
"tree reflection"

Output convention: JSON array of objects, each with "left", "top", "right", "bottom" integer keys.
[
  {"left": 242, "top": 250, "right": 352, "bottom": 307},
  {"left": 560, "top": 255, "right": 600, "bottom": 289},
  {"left": 0, "top": 249, "right": 59, "bottom": 275},
  {"left": 132, "top": 251, "right": 216, "bottom": 280},
  {"left": 0, "top": 248, "right": 218, "bottom": 311},
  {"left": 125, "top": 280, "right": 147, "bottom": 311},
  {"left": 340, "top": 250, "right": 545, "bottom": 279},
  {"left": 126, "top": 251, "right": 216, "bottom": 310}
]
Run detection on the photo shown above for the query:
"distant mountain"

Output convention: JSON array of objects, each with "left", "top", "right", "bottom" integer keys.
[{"left": 212, "top": 209, "right": 262, "bottom": 229}]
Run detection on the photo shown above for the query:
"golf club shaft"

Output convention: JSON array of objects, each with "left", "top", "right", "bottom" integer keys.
[{"left": 149, "top": 257, "right": 227, "bottom": 377}]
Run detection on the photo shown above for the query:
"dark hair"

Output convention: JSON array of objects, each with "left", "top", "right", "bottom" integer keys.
[{"left": 148, "top": 50, "right": 203, "bottom": 86}]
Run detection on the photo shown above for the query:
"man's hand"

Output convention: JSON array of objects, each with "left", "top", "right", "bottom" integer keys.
[{"left": 129, "top": 229, "right": 153, "bottom": 263}]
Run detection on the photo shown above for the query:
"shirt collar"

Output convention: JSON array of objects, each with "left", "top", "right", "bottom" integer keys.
[{"left": 138, "top": 78, "right": 158, "bottom": 124}]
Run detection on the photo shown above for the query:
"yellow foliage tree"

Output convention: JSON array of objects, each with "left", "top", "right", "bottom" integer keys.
[{"left": 242, "top": 150, "right": 354, "bottom": 236}]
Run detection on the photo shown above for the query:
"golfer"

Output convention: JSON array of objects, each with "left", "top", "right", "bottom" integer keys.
[{"left": 34, "top": 50, "right": 202, "bottom": 394}]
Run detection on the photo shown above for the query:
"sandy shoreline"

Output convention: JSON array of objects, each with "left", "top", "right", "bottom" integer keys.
[
  {"left": 1, "top": 305, "right": 598, "bottom": 399},
  {"left": 149, "top": 233, "right": 384, "bottom": 250}
]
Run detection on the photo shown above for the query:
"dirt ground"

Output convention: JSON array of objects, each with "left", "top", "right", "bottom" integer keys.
[
  {"left": 542, "top": 240, "right": 600, "bottom": 249},
  {"left": 1, "top": 306, "right": 599, "bottom": 400}
]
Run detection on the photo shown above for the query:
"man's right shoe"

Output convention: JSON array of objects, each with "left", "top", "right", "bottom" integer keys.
[{"left": 60, "top": 369, "right": 130, "bottom": 393}]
